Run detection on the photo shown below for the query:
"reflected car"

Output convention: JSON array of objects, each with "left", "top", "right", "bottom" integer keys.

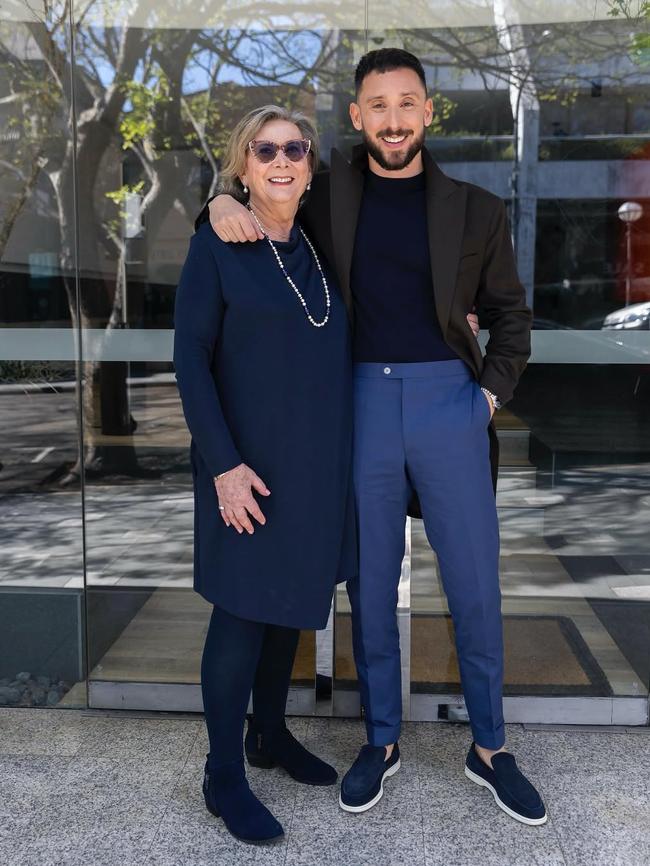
[
  {"left": 602, "top": 302, "right": 650, "bottom": 330},
  {"left": 531, "top": 318, "right": 573, "bottom": 330},
  {"left": 531, "top": 316, "right": 607, "bottom": 331}
]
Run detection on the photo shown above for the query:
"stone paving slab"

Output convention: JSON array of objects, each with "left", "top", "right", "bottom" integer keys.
[{"left": 0, "top": 709, "right": 649, "bottom": 866}]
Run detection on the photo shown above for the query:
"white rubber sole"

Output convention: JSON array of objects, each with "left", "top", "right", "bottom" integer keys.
[
  {"left": 464, "top": 766, "right": 548, "bottom": 826},
  {"left": 339, "top": 758, "right": 401, "bottom": 813}
]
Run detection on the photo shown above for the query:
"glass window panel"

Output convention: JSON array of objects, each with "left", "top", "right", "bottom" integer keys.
[
  {"left": 2, "top": 0, "right": 647, "bottom": 723},
  {"left": 0, "top": 5, "right": 86, "bottom": 709},
  {"left": 72, "top": 7, "right": 364, "bottom": 705},
  {"left": 366, "top": 7, "right": 650, "bottom": 714}
]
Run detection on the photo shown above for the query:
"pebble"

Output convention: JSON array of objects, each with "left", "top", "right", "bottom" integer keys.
[
  {"left": 0, "top": 686, "right": 22, "bottom": 702},
  {"left": 0, "top": 673, "right": 68, "bottom": 707}
]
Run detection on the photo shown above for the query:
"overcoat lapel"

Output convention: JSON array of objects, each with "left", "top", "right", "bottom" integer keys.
[
  {"left": 422, "top": 148, "right": 467, "bottom": 337},
  {"left": 329, "top": 146, "right": 365, "bottom": 318}
]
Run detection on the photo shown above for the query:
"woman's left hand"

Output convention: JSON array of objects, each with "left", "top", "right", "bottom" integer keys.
[{"left": 214, "top": 463, "right": 270, "bottom": 535}]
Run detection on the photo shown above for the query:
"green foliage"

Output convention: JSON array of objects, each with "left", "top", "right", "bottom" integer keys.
[
  {"left": 428, "top": 92, "right": 457, "bottom": 135},
  {"left": 104, "top": 182, "right": 145, "bottom": 236},
  {"left": 105, "top": 181, "right": 145, "bottom": 205},
  {"left": 607, "top": 0, "right": 649, "bottom": 17},
  {"left": 607, "top": 0, "right": 650, "bottom": 66},
  {"left": 538, "top": 87, "right": 580, "bottom": 108},
  {"left": 118, "top": 74, "right": 171, "bottom": 150}
]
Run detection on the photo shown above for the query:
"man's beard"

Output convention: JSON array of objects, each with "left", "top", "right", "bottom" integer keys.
[{"left": 362, "top": 127, "right": 425, "bottom": 171}]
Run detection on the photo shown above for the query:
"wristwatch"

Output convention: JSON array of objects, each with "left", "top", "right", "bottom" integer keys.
[{"left": 480, "top": 387, "right": 502, "bottom": 411}]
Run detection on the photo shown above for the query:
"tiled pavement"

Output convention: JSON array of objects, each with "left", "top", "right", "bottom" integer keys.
[{"left": 1, "top": 709, "right": 649, "bottom": 866}]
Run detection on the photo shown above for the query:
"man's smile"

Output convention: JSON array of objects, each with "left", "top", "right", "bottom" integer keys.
[{"left": 379, "top": 133, "right": 410, "bottom": 149}]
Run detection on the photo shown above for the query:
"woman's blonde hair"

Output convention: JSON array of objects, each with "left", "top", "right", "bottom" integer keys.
[{"left": 218, "top": 105, "right": 320, "bottom": 204}]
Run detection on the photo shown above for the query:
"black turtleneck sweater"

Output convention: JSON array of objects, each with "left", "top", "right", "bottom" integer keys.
[{"left": 350, "top": 169, "right": 460, "bottom": 363}]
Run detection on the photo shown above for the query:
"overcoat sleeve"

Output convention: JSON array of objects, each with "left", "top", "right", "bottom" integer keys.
[
  {"left": 194, "top": 196, "right": 214, "bottom": 231},
  {"left": 193, "top": 178, "right": 328, "bottom": 236},
  {"left": 173, "top": 229, "right": 242, "bottom": 477},
  {"left": 476, "top": 199, "right": 532, "bottom": 405}
]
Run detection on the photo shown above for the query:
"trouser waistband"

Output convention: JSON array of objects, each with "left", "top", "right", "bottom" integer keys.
[{"left": 352, "top": 359, "right": 473, "bottom": 380}]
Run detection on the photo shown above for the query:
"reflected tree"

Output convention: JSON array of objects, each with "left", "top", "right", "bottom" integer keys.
[
  {"left": 0, "top": 0, "right": 356, "bottom": 483},
  {"left": 2, "top": 1, "right": 647, "bottom": 484}
]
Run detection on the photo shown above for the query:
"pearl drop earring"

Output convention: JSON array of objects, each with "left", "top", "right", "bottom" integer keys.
[
  {"left": 243, "top": 183, "right": 248, "bottom": 193},
  {"left": 306, "top": 182, "right": 311, "bottom": 191}
]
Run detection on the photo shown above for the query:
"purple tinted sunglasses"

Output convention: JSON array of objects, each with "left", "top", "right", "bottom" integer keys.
[{"left": 248, "top": 138, "right": 311, "bottom": 163}]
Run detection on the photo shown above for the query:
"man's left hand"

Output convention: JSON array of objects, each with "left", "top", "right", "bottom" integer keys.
[
  {"left": 483, "top": 391, "right": 495, "bottom": 420},
  {"left": 467, "top": 310, "right": 479, "bottom": 338}
]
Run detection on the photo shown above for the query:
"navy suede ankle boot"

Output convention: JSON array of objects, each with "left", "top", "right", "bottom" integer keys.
[
  {"left": 245, "top": 715, "right": 338, "bottom": 786},
  {"left": 202, "top": 755, "right": 284, "bottom": 844}
]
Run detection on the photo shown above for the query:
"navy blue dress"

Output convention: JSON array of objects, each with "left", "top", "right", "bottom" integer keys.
[{"left": 173, "top": 220, "right": 357, "bottom": 629}]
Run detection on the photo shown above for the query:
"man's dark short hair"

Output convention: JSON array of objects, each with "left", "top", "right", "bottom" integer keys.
[{"left": 354, "top": 48, "right": 427, "bottom": 97}]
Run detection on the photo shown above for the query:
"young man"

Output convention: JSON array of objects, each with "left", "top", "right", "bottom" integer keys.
[{"left": 197, "top": 49, "right": 546, "bottom": 826}]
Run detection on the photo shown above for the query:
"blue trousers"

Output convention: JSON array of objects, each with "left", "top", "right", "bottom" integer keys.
[{"left": 347, "top": 360, "right": 505, "bottom": 750}]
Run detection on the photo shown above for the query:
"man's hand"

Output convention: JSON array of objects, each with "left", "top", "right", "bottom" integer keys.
[
  {"left": 208, "top": 196, "right": 264, "bottom": 243},
  {"left": 483, "top": 391, "right": 495, "bottom": 420},
  {"left": 214, "top": 463, "right": 270, "bottom": 534},
  {"left": 467, "top": 309, "right": 479, "bottom": 338}
]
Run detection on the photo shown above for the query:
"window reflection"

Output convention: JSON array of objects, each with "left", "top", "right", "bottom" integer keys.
[{"left": 1, "top": 0, "right": 649, "bottom": 714}]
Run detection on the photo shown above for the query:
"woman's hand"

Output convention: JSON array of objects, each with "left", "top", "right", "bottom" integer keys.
[
  {"left": 209, "top": 196, "right": 264, "bottom": 243},
  {"left": 214, "top": 463, "right": 270, "bottom": 534}
]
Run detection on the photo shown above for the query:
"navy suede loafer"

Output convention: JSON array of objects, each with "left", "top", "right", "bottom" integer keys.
[
  {"left": 203, "top": 756, "right": 284, "bottom": 845},
  {"left": 464, "top": 743, "right": 547, "bottom": 825},
  {"left": 339, "top": 743, "right": 401, "bottom": 813},
  {"left": 245, "top": 716, "right": 338, "bottom": 786}
]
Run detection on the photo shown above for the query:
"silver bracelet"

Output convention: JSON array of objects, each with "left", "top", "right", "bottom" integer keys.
[
  {"left": 216, "top": 463, "right": 240, "bottom": 480},
  {"left": 481, "top": 387, "right": 501, "bottom": 410}
]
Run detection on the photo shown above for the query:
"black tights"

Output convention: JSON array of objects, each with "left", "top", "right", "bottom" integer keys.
[{"left": 200, "top": 605, "right": 300, "bottom": 769}]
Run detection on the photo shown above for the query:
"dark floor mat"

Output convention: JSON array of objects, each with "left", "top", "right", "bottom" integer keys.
[
  {"left": 590, "top": 600, "right": 650, "bottom": 690},
  {"left": 559, "top": 554, "right": 650, "bottom": 690},
  {"left": 333, "top": 612, "right": 612, "bottom": 696}
]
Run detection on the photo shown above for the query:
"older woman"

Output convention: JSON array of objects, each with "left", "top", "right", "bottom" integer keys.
[{"left": 173, "top": 106, "right": 356, "bottom": 844}]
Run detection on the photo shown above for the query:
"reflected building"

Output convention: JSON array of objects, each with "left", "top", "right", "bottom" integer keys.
[{"left": 0, "top": 1, "right": 649, "bottom": 727}]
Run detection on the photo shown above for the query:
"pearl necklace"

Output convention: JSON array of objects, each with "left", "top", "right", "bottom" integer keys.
[{"left": 247, "top": 205, "right": 330, "bottom": 328}]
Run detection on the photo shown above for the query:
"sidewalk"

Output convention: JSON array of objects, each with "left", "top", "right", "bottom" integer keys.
[{"left": 1, "top": 709, "right": 648, "bottom": 866}]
